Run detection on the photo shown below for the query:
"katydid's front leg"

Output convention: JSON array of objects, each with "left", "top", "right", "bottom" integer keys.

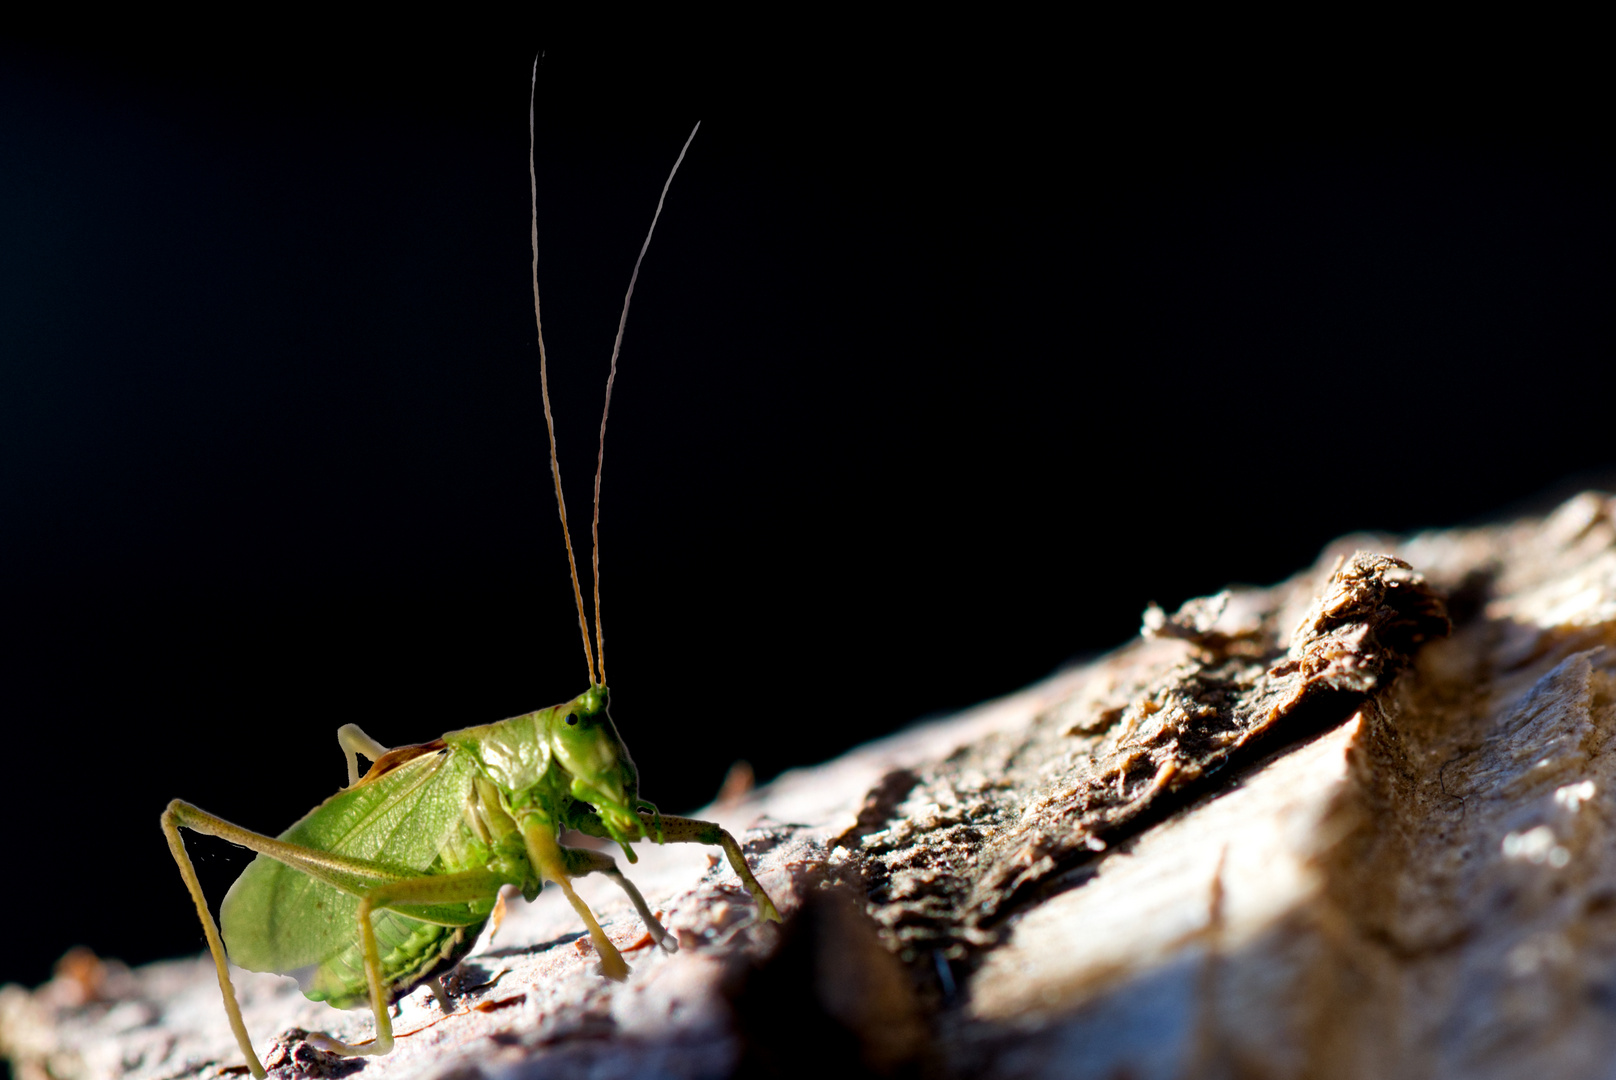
[{"left": 639, "top": 813, "right": 782, "bottom": 923}]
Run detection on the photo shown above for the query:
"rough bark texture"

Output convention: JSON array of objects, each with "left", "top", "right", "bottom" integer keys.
[{"left": 8, "top": 491, "right": 1616, "bottom": 1080}]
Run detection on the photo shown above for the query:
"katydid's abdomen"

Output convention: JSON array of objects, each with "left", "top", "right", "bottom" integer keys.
[
  {"left": 220, "top": 740, "right": 509, "bottom": 1008},
  {"left": 288, "top": 909, "right": 486, "bottom": 1010}
]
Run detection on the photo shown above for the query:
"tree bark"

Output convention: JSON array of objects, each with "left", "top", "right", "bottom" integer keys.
[{"left": 7, "top": 491, "right": 1616, "bottom": 1079}]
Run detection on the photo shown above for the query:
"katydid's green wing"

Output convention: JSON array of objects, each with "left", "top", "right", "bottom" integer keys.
[{"left": 219, "top": 746, "right": 486, "bottom": 992}]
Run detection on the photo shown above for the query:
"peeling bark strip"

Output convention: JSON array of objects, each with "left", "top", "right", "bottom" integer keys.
[{"left": 850, "top": 552, "right": 1450, "bottom": 953}]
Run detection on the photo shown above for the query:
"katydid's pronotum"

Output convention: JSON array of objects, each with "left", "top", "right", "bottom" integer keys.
[{"left": 161, "top": 76, "right": 781, "bottom": 1079}]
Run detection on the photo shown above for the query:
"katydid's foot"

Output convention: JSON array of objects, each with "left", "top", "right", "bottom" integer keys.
[
  {"left": 737, "top": 868, "right": 781, "bottom": 923},
  {"left": 642, "top": 909, "right": 679, "bottom": 953},
  {"left": 305, "top": 1030, "right": 392, "bottom": 1056},
  {"left": 596, "top": 943, "right": 631, "bottom": 981}
]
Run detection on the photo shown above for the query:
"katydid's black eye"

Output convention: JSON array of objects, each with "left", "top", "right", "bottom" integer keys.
[{"left": 566, "top": 713, "right": 578, "bottom": 726}]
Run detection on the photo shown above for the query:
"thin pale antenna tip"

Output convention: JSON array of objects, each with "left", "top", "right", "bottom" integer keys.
[{"left": 587, "top": 120, "right": 702, "bottom": 689}]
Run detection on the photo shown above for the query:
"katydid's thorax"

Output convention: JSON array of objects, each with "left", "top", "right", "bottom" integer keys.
[
  {"left": 441, "top": 687, "right": 642, "bottom": 843},
  {"left": 443, "top": 710, "right": 554, "bottom": 799},
  {"left": 442, "top": 705, "right": 576, "bottom": 828}
]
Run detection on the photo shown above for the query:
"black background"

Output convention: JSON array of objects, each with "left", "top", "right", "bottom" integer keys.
[{"left": 1, "top": 24, "right": 1612, "bottom": 992}]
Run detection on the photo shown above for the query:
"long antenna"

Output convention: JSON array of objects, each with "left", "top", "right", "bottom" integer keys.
[
  {"left": 590, "top": 122, "right": 701, "bottom": 688},
  {"left": 530, "top": 56, "right": 598, "bottom": 687}
]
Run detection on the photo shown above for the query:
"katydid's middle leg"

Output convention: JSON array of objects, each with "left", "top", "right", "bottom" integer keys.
[
  {"left": 640, "top": 813, "right": 782, "bottom": 922},
  {"left": 519, "top": 818, "right": 632, "bottom": 980},
  {"left": 561, "top": 847, "right": 678, "bottom": 953}
]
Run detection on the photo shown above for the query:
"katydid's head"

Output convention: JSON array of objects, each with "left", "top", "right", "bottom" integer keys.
[{"left": 551, "top": 685, "right": 643, "bottom": 841}]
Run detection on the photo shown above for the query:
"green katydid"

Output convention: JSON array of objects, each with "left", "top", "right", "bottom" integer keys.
[{"left": 161, "top": 75, "right": 781, "bottom": 1080}]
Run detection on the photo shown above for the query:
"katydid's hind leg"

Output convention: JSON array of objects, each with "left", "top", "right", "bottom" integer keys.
[
  {"left": 305, "top": 867, "right": 508, "bottom": 1057},
  {"left": 562, "top": 848, "right": 678, "bottom": 953},
  {"left": 166, "top": 800, "right": 501, "bottom": 1061},
  {"left": 337, "top": 723, "right": 389, "bottom": 787},
  {"left": 165, "top": 800, "right": 393, "bottom": 1066},
  {"left": 641, "top": 813, "right": 782, "bottom": 923},
  {"left": 160, "top": 801, "right": 268, "bottom": 1079}
]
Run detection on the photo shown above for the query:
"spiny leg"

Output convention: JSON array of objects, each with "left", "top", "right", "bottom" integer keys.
[
  {"left": 561, "top": 847, "right": 678, "bottom": 953},
  {"left": 641, "top": 813, "right": 782, "bottom": 922},
  {"left": 161, "top": 801, "right": 268, "bottom": 1080},
  {"left": 520, "top": 818, "right": 630, "bottom": 980},
  {"left": 337, "top": 723, "right": 389, "bottom": 786},
  {"left": 304, "top": 867, "right": 509, "bottom": 1056}
]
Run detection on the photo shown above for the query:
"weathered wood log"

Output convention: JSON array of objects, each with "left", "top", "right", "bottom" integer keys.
[{"left": 6, "top": 491, "right": 1616, "bottom": 1079}]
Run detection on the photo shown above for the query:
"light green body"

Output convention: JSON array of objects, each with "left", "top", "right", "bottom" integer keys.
[
  {"left": 218, "top": 686, "right": 654, "bottom": 1009},
  {"left": 161, "top": 96, "right": 740, "bottom": 1080},
  {"left": 163, "top": 686, "right": 778, "bottom": 1077}
]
